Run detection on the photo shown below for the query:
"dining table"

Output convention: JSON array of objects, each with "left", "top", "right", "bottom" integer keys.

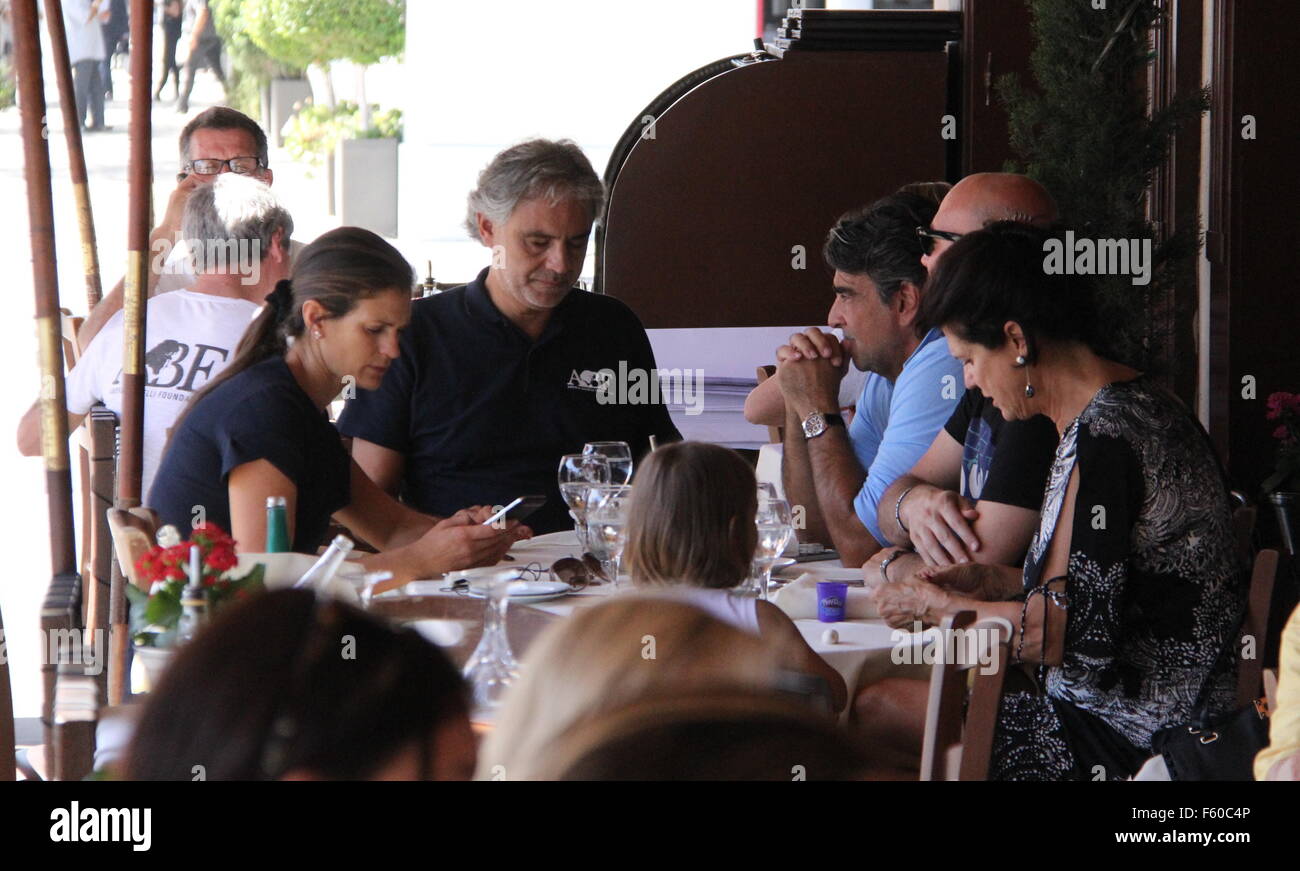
[{"left": 368, "top": 530, "right": 938, "bottom": 718}]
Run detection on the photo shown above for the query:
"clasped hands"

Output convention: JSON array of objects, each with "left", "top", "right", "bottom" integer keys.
[
  {"left": 864, "top": 551, "right": 1000, "bottom": 630},
  {"left": 774, "top": 329, "right": 847, "bottom": 416}
]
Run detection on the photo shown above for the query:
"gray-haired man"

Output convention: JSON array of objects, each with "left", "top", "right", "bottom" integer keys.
[
  {"left": 17, "top": 173, "right": 292, "bottom": 497},
  {"left": 339, "top": 139, "right": 680, "bottom": 533}
]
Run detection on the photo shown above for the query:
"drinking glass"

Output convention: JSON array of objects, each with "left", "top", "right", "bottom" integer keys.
[
  {"left": 586, "top": 485, "right": 633, "bottom": 587},
  {"left": 582, "top": 441, "right": 634, "bottom": 485},
  {"left": 462, "top": 570, "right": 522, "bottom": 712},
  {"left": 754, "top": 491, "right": 795, "bottom": 600},
  {"left": 558, "top": 453, "right": 610, "bottom": 549}
]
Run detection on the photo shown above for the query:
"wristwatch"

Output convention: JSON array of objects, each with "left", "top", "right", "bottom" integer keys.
[{"left": 801, "top": 411, "right": 845, "bottom": 440}]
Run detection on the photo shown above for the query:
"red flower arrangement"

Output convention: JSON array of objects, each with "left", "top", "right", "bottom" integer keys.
[{"left": 127, "top": 523, "right": 264, "bottom": 647}]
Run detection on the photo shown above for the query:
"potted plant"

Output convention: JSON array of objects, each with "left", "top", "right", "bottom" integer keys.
[
  {"left": 211, "top": 0, "right": 308, "bottom": 144},
  {"left": 125, "top": 523, "right": 265, "bottom": 688},
  {"left": 1264, "top": 392, "right": 1300, "bottom": 555}
]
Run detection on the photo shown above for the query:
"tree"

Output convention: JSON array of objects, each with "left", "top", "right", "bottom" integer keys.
[
  {"left": 211, "top": 0, "right": 305, "bottom": 118},
  {"left": 997, "top": 0, "right": 1208, "bottom": 375},
  {"left": 242, "top": 0, "right": 405, "bottom": 122}
]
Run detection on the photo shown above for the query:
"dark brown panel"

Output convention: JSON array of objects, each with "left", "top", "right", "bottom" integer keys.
[
  {"left": 603, "top": 51, "right": 949, "bottom": 329},
  {"left": 961, "top": 0, "right": 1035, "bottom": 174},
  {"left": 1210, "top": 0, "right": 1300, "bottom": 495}
]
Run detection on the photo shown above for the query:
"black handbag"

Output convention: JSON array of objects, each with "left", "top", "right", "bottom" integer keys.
[{"left": 1150, "top": 697, "right": 1270, "bottom": 781}]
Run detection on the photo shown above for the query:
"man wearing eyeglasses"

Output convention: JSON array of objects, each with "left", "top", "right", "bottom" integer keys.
[{"left": 78, "top": 107, "right": 298, "bottom": 350}]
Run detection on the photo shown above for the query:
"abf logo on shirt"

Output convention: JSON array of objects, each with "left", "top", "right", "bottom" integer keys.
[
  {"left": 113, "top": 339, "right": 233, "bottom": 393},
  {"left": 50, "top": 802, "right": 151, "bottom": 851},
  {"left": 567, "top": 369, "right": 611, "bottom": 392}
]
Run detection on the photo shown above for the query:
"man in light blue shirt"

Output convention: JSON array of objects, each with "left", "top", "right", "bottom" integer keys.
[{"left": 778, "top": 192, "right": 962, "bottom": 567}]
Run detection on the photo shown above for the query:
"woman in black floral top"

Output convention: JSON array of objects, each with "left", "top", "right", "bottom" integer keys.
[{"left": 870, "top": 222, "right": 1245, "bottom": 780}]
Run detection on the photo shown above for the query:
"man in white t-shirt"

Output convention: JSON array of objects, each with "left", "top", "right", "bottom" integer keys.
[
  {"left": 77, "top": 106, "right": 305, "bottom": 351},
  {"left": 16, "top": 174, "right": 293, "bottom": 497}
]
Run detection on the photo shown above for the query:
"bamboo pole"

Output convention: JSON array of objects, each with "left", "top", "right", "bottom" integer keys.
[
  {"left": 43, "top": 0, "right": 103, "bottom": 310},
  {"left": 12, "top": 0, "right": 77, "bottom": 578},
  {"left": 117, "top": 0, "right": 154, "bottom": 509}
]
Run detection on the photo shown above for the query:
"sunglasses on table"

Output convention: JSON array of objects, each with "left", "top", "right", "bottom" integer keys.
[
  {"left": 441, "top": 555, "right": 608, "bottom": 594},
  {"left": 916, "top": 225, "right": 963, "bottom": 255},
  {"left": 183, "top": 156, "right": 265, "bottom": 176}
]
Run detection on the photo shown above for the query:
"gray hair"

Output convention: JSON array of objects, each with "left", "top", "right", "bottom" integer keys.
[
  {"left": 464, "top": 139, "right": 605, "bottom": 241},
  {"left": 182, "top": 174, "right": 293, "bottom": 274}
]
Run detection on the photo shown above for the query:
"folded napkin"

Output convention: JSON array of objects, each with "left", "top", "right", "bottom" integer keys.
[{"left": 771, "top": 573, "right": 879, "bottom": 620}]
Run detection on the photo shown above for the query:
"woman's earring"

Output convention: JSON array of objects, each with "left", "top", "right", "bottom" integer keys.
[
  {"left": 1013, "top": 354, "right": 1035, "bottom": 397},
  {"left": 312, "top": 329, "right": 322, "bottom": 340},
  {"left": 1015, "top": 355, "right": 1027, "bottom": 366}
]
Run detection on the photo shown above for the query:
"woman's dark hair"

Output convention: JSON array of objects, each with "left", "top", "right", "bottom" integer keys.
[
  {"left": 822, "top": 192, "right": 938, "bottom": 306},
  {"left": 123, "top": 589, "right": 469, "bottom": 780},
  {"left": 172, "top": 226, "right": 414, "bottom": 434},
  {"left": 916, "top": 221, "right": 1097, "bottom": 362}
]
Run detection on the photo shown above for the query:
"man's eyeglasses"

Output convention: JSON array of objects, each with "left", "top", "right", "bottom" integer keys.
[
  {"left": 184, "top": 156, "right": 265, "bottom": 176},
  {"left": 916, "top": 225, "right": 963, "bottom": 255}
]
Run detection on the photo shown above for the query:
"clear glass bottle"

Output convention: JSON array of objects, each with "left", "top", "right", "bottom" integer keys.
[
  {"left": 293, "top": 534, "right": 354, "bottom": 590},
  {"left": 176, "top": 545, "right": 208, "bottom": 644}
]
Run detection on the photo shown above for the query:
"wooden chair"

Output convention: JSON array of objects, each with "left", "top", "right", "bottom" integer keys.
[
  {"left": 919, "top": 611, "right": 1013, "bottom": 781},
  {"left": 755, "top": 365, "right": 782, "bottom": 444},
  {"left": 81, "top": 408, "right": 118, "bottom": 704},
  {"left": 1237, "top": 548, "right": 1281, "bottom": 709},
  {"left": 106, "top": 507, "right": 160, "bottom": 705},
  {"left": 40, "top": 571, "right": 97, "bottom": 781}
]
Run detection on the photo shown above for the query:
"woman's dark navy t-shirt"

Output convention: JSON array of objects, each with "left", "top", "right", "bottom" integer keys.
[{"left": 148, "top": 356, "right": 351, "bottom": 552}]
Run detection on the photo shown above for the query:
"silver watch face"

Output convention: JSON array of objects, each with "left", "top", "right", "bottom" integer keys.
[{"left": 802, "top": 412, "right": 827, "bottom": 439}]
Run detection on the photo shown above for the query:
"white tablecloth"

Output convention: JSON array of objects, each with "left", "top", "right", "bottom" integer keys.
[{"left": 384, "top": 531, "right": 930, "bottom": 699}]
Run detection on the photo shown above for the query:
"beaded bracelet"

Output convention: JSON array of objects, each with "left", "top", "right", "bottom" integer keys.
[{"left": 1015, "top": 579, "right": 1069, "bottom": 669}]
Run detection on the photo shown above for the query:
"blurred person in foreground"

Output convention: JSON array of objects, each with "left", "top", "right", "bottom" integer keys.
[
  {"left": 865, "top": 222, "right": 1245, "bottom": 780},
  {"left": 123, "top": 589, "right": 476, "bottom": 780},
  {"left": 477, "top": 598, "right": 825, "bottom": 781},
  {"left": 1256, "top": 603, "right": 1300, "bottom": 780},
  {"left": 623, "top": 440, "right": 846, "bottom": 712}
]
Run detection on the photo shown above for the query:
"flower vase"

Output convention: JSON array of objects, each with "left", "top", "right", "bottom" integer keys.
[{"left": 132, "top": 644, "right": 175, "bottom": 693}]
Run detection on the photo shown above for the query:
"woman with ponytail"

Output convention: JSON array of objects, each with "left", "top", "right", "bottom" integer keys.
[{"left": 149, "top": 227, "right": 525, "bottom": 583}]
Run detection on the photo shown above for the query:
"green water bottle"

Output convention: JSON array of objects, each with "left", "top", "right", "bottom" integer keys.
[{"left": 266, "top": 496, "right": 290, "bottom": 553}]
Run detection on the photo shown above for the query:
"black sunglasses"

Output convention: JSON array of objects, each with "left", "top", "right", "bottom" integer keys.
[{"left": 916, "top": 225, "right": 963, "bottom": 255}]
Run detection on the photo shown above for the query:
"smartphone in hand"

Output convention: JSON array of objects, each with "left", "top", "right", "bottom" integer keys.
[{"left": 482, "top": 495, "right": 546, "bottom": 527}]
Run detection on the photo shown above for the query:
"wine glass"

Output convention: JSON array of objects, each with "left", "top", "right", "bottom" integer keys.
[
  {"left": 582, "top": 441, "right": 633, "bottom": 485},
  {"left": 586, "top": 484, "right": 633, "bottom": 587},
  {"left": 754, "top": 490, "right": 794, "bottom": 601},
  {"left": 462, "top": 570, "right": 522, "bottom": 713},
  {"left": 558, "top": 454, "right": 610, "bottom": 549}
]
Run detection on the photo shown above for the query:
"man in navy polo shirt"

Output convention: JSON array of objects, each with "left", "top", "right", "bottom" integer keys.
[{"left": 338, "top": 139, "right": 680, "bottom": 533}]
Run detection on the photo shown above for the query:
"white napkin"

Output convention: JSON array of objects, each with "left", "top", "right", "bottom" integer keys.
[{"left": 771, "top": 573, "right": 879, "bottom": 620}]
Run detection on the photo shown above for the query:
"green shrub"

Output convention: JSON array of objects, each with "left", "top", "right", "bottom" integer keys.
[{"left": 283, "top": 99, "right": 402, "bottom": 172}]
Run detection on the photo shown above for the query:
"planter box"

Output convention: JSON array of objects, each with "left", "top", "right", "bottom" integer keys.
[
  {"left": 268, "top": 77, "right": 313, "bottom": 148},
  {"left": 336, "top": 137, "right": 399, "bottom": 237}
]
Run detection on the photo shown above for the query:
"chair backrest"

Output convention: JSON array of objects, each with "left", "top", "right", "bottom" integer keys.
[
  {"left": 919, "top": 611, "right": 1012, "bottom": 781},
  {"left": 755, "top": 365, "right": 783, "bottom": 444},
  {"left": 0, "top": 597, "right": 15, "bottom": 781},
  {"left": 83, "top": 409, "right": 118, "bottom": 701},
  {"left": 40, "top": 571, "right": 98, "bottom": 780},
  {"left": 107, "top": 507, "right": 160, "bottom": 589},
  {"left": 1237, "top": 548, "right": 1280, "bottom": 709},
  {"left": 59, "top": 308, "right": 84, "bottom": 371}
]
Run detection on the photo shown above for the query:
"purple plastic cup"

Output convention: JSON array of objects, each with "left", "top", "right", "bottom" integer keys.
[{"left": 817, "top": 581, "right": 848, "bottom": 623}]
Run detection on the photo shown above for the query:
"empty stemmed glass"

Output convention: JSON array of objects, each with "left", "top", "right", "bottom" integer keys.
[
  {"left": 558, "top": 453, "right": 610, "bottom": 550},
  {"left": 586, "top": 484, "right": 633, "bottom": 587},
  {"left": 461, "top": 569, "right": 522, "bottom": 712},
  {"left": 582, "top": 441, "right": 633, "bottom": 485},
  {"left": 754, "top": 487, "right": 795, "bottom": 600}
]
